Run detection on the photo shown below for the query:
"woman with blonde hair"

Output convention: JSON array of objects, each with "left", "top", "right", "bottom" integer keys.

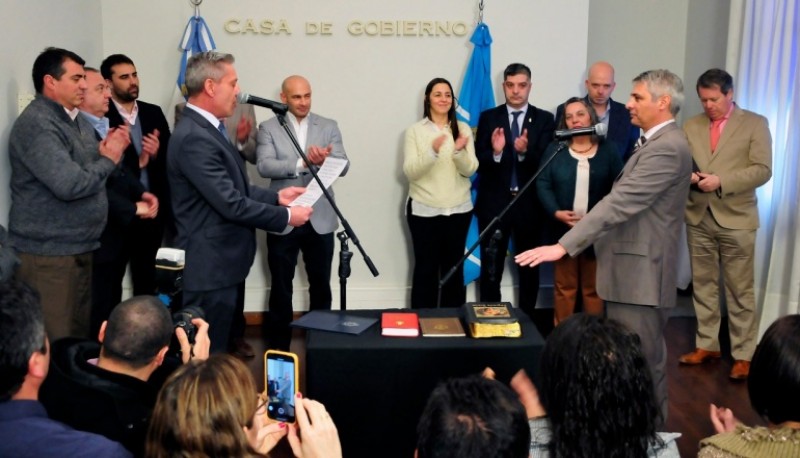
[{"left": 146, "top": 354, "right": 340, "bottom": 457}]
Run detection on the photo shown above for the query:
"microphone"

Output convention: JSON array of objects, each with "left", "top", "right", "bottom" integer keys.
[
  {"left": 554, "top": 123, "right": 608, "bottom": 140},
  {"left": 237, "top": 92, "right": 288, "bottom": 114}
]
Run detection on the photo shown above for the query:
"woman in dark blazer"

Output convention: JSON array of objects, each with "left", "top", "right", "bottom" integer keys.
[{"left": 537, "top": 97, "right": 623, "bottom": 324}]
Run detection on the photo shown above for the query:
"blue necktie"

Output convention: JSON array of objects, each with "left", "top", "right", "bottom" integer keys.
[
  {"left": 218, "top": 121, "right": 229, "bottom": 141},
  {"left": 510, "top": 111, "right": 523, "bottom": 191}
]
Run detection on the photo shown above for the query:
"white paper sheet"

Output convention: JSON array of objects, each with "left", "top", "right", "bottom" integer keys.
[{"left": 289, "top": 157, "right": 348, "bottom": 207}]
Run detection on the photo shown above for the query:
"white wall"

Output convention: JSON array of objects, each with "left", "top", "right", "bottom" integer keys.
[{"left": 2, "top": 0, "right": 730, "bottom": 312}]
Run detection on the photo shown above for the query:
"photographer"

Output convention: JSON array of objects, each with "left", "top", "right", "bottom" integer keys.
[{"left": 39, "top": 295, "right": 210, "bottom": 456}]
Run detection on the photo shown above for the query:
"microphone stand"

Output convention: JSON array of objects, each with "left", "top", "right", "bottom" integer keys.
[
  {"left": 437, "top": 141, "right": 569, "bottom": 307},
  {"left": 274, "top": 110, "right": 379, "bottom": 311}
]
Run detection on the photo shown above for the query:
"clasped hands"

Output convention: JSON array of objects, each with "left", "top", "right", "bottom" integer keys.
[
  {"left": 691, "top": 172, "right": 721, "bottom": 192},
  {"left": 432, "top": 133, "right": 469, "bottom": 154},
  {"left": 491, "top": 127, "right": 528, "bottom": 156},
  {"left": 305, "top": 144, "right": 333, "bottom": 167}
]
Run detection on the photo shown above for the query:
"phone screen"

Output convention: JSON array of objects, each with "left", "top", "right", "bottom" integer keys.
[{"left": 265, "top": 351, "right": 298, "bottom": 423}]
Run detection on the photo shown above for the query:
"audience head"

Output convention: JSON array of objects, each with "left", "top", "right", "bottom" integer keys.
[
  {"left": 280, "top": 75, "right": 312, "bottom": 121},
  {"left": 539, "top": 314, "right": 661, "bottom": 457},
  {"left": 79, "top": 67, "right": 111, "bottom": 118},
  {"left": 415, "top": 375, "right": 530, "bottom": 458},
  {"left": 0, "top": 280, "right": 48, "bottom": 401},
  {"left": 503, "top": 63, "right": 532, "bottom": 110},
  {"left": 559, "top": 96, "right": 600, "bottom": 144},
  {"left": 696, "top": 68, "right": 734, "bottom": 95},
  {"left": 31, "top": 47, "right": 87, "bottom": 109},
  {"left": 423, "top": 77, "right": 460, "bottom": 140},
  {"left": 585, "top": 61, "right": 617, "bottom": 107},
  {"left": 748, "top": 314, "right": 800, "bottom": 425},
  {"left": 184, "top": 51, "right": 238, "bottom": 118},
  {"left": 696, "top": 68, "right": 735, "bottom": 122},
  {"left": 145, "top": 354, "right": 262, "bottom": 457},
  {"left": 100, "top": 295, "right": 172, "bottom": 370}
]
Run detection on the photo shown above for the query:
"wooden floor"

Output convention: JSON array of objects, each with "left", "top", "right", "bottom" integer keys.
[{"left": 240, "top": 314, "right": 763, "bottom": 458}]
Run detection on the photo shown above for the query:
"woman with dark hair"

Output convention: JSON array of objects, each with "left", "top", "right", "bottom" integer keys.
[
  {"left": 403, "top": 77, "right": 478, "bottom": 308},
  {"left": 536, "top": 97, "right": 623, "bottom": 325},
  {"left": 510, "top": 314, "right": 680, "bottom": 457},
  {"left": 145, "top": 354, "right": 341, "bottom": 458},
  {"left": 699, "top": 314, "right": 800, "bottom": 457}
]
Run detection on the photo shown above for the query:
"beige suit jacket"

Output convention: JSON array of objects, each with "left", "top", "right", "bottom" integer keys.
[{"left": 683, "top": 107, "right": 772, "bottom": 230}]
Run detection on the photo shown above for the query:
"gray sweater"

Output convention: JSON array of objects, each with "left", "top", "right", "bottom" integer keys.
[{"left": 8, "top": 95, "right": 116, "bottom": 255}]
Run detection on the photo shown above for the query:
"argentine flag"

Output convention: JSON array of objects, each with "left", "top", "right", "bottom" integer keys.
[
  {"left": 169, "top": 9, "right": 216, "bottom": 129},
  {"left": 457, "top": 23, "right": 495, "bottom": 285}
]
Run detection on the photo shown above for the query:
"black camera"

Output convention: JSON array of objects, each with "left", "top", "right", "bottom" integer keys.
[{"left": 172, "top": 305, "right": 205, "bottom": 345}]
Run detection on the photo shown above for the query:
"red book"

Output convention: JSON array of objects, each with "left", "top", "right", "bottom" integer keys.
[{"left": 381, "top": 312, "right": 419, "bottom": 337}]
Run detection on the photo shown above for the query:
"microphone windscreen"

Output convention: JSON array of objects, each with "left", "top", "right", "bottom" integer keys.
[
  {"left": 236, "top": 92, "right": 249, "bottom": 104},
  {"left": 594, "top": 123, "right": 608, "bottom": 137}
]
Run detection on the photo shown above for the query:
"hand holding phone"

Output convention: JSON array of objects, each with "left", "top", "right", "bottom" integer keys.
[{"left": 264, "top": 350, "right": 299, "bottom": 423}]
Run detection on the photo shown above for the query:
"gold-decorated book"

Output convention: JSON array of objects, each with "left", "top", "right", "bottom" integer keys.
[
  {"left": 462, "top": 302, "right": 522, "bottom": 338},
  {"left": 419, "top": 317, "right": 466, "bottom": 337}
]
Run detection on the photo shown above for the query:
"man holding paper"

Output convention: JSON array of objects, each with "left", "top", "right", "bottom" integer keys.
[
  {"left": 256, "top": 75, "right": 350, "bottom": 351},
  {"left": 168, "top": 53, "right": 311, "bottom": 353}
]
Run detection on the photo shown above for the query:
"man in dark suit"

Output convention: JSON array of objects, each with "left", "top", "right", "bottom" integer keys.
[
  {"left": 555, "top": 61, "right": 640, "bottom": 161},
  {"left": 516, "top": 69, "right": 692, "bottom": 422},
  {"left": 77, "top": 67, "right": 158, "bottom": 337},
  {"left": 167, "top": 51, "right": 312, "bottom": 352},
  {"left": 474, "top": 63, "right": 555, "bottom": 319},
  {"left": 100, "top": 54, "right": 171, "bottom": 302}
]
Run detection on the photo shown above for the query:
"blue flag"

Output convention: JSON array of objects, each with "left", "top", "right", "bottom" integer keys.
[
  {"left": 176, "top": 14, "right": 216, "bottom": 100},
  {"left": 457, "top": 23, "right": 495, "bottom": 285}
]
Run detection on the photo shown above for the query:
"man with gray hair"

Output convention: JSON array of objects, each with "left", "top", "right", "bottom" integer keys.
[
  {"left": 167, "top": 51, "right": 311, "bottom": 352},
  {"left": 515, "top": 69, "right": 693, "bottom": 421}
]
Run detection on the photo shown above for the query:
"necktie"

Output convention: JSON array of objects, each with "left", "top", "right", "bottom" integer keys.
[
  {"left": 710, "top": 119, "right": 723, "bottom": 152},
  {"left": 633, "top": 135, "right": 646, "bottom": 154},
  {"left": 510, "top": 111, "right": 523, "bottom": 191},
  {"left": 218, "top": 121, "right": 229, "bottom": 141}
]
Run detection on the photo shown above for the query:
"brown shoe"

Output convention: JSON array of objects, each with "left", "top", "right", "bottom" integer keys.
[
  {"left": 679, "top": 348, "right": 722, "bottom": 365},
  {"left": 229, "top": 338, "right": 255, "bottom": 359},
  {"left": 730, "top": 360, "right": 750, "bottom": 380}
]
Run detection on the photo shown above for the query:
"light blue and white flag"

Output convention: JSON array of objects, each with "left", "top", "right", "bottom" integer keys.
[
  {"left": 176, "top": 13, "right": 216, "bottom": 99},
  {"left": 457, "top": 23, "right": 495, "bottom": 285}
]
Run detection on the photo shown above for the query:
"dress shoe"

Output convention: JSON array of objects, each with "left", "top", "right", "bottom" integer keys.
[
  {"left": 679, "top": 348, "right": 722, "bottom": 365},
  {"left": 729, "top": 360, "right": 750, "bottom": 380},
  {"left": 229, "top": 338, "right": 255, "bottom": 358}
]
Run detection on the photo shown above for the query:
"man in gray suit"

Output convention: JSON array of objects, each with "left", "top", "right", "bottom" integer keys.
[
  {"left": 516, "top": 69, "right": 692, "bottom": 421},
  {"left": 256, "top": 75, "right": 350, "bottom": 350}
]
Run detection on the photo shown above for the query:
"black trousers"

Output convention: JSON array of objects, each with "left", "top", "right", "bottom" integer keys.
[
  {"left": 184, "top": 282, "right": 242, "bottom": 353},
  {"left": 266, "top": 224, "right": 334, "bottom": 351},
  {"left": 477, "top": 216, "right": 540, "bottom": 318},
  {"left": 406, "top": 205, "right": 471, "bottom": 308},
  {"left": 127, "top": 218, "right": 162, "bottom": 296}
]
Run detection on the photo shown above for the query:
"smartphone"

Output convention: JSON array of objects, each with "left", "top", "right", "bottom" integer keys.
[{"left": 264, "top": 350, "right": 299, "bottom": 423}]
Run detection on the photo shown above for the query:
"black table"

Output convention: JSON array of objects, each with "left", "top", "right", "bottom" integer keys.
[{"left": 305, "top": 308, "right": 545, "bottom": 458}]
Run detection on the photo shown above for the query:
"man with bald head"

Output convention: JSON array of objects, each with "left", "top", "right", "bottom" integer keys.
[
  {"left": 256, "top": 75, "right": 350, "bottom": 350},
  {"left": 556, "top": 61, "right": 640, "bottom": 161}
]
